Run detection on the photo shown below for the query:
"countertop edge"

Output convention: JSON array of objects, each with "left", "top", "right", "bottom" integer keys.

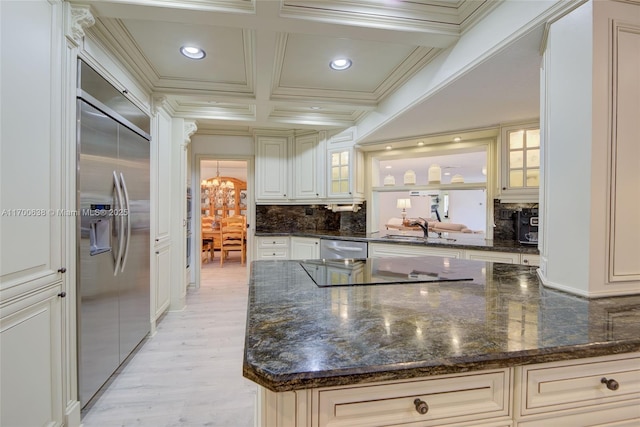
[
  {"left": 243, "top": 341, "right": 640, "bottom": 392},
  {"left": 254, "top": 231, "right": 539, "bottom": 254}
]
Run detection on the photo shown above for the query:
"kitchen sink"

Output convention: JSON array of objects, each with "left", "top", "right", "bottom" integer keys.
[{"left": 381, "top": 235, "right": 457, "bottom": 243}]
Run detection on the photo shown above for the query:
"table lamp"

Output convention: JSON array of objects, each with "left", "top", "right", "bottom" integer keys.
[{"left": 397, "top": 198, "right": 411, "bottom": 226}]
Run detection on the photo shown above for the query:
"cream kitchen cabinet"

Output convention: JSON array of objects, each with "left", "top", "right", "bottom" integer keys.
[
  {"left": 256, "top": 133, "right": 326, "bottom": 203},
  {"left": 514, "top": 352, "right": 640, "bottom": 426},
  {"left": 153, "top": 244, "right": 171, "bottom": 321},
  {"left": 256, "top": 236, "right": 290, "bottom": 260},
  {"left": 465, "top": 250, "right": 521, "bottom": 264},
  {"left": 497, "top": 122, "right": 540, "bottom": 203},
  {"left": 258, "top": 369, "right": 512, "bottom": 427},
  {"left": 1, "top": 0, "right": 68, "bottom": 425},
  {"left": 326, "top": 146, "right": 364, "bottom": 202},
  {"left": 1, "top": 282, "right": 64, "bottom": 427},
  {"left": 293, "top": 133, "right": 325, "bottom": 201},
  {"left": 290, "top": 237, "right": 320, "bottom": 260},
  {"left": 256, "top": 135, "right": 290, "bottom": 201},
  {"left": 256, "top": 353, "right": 640, "bottom": 427},
  {"left": 368, "top": 242, "right": 465, "bottom": 259}
]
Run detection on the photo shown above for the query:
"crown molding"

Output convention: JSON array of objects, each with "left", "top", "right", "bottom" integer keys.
[{"left": 67, "top": 4, "right": 95, "bottom": 46}]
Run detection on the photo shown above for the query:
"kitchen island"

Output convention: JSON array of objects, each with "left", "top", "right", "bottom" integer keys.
[{"left": 243, "top": 257, "right": 640, "bottom": 426}]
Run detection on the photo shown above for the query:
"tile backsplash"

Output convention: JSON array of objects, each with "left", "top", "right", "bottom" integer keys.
[{"left": 256, "top": 203, "right": 366, "bottom": 233}]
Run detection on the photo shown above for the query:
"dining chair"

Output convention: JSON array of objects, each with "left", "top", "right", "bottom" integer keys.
[
  {"left": 219, "top": 216, "right": 246, "bottom": 266},
  {"left": 201, "top": 216, "right": 215, "bottom": 262}
]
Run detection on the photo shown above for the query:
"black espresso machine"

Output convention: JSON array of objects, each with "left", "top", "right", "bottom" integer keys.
[{"left": 516, "top": 208, "right": 539, "bottom": 245}]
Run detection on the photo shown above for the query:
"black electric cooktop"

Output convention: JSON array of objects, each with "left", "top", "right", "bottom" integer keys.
[{"left": 299, "top": 256, "right": 482, "bottom": 287}]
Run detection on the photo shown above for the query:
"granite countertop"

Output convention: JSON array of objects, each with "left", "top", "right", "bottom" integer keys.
[
  {"left": 243, "top": 257, "right": 640, "bottom": 392},
  {"left": 255, "top": 230, "right": 539, "bottom": 254}
]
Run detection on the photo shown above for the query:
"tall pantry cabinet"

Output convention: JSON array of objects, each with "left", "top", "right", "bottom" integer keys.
[{"left": 0, "top": 1, "right": 67, "bottom": 426}]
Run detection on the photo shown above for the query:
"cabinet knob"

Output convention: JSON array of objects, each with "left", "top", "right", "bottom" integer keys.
[
  {"left": 523, "top": 259, "right": 529, "bottom": 264},
  {"left": 57, "top": 292, "right": 66, "bottom": 298},
  {"left": 58, "top": 267, "right": 67, "bottom": 273},
  {"left": 601, "top": 377, "right": 619, "bottom": 391},
  {"left": 413, "top": 398, "right": 429, "bottom": 415}
]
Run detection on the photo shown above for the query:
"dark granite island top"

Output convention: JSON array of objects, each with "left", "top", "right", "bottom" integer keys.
[{"left": 243, "top": 257, "right": 640, "bottom": 392}]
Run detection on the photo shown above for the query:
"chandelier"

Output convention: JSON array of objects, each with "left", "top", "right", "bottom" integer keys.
[{"left": 201, "top": 161, "right": 235, "bottom": 214}]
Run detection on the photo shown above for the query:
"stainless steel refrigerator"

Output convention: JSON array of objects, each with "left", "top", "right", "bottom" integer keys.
[{"left": 76, "top": 60, "right": 151, "bottom": 407}]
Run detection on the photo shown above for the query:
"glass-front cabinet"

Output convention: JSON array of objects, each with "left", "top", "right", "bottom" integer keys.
[
  {"left": 499, "top": 122, "right": 540, "bottom": 202},
  {"left": 327, "top": 146, "right": 364, "bottom": 201}
]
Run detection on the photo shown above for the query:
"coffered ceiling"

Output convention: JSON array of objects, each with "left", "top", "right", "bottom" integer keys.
[{"left": 78, "top": 0, "right": 544, "bottom": 143}]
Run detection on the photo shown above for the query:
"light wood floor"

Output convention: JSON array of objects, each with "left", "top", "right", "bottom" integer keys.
[{"left": 81, "top": 251, "right": 256, "bottom": 426}]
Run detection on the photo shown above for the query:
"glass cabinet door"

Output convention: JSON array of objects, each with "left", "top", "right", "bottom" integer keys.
[
  {"left": 330, "top": 149, "right": 351, "bottom": 195},
  {"left": 507, "top": 127, "right": 540, "bottom": 189}
]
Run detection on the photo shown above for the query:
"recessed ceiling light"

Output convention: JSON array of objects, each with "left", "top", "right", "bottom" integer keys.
[
  {"left": 310, "top": 106, "right": 322, "bottom": 110},
  {"left": 444, "top": 172, "right": 451, "bottom": 176},
  {"left": 180, "top": 46, "right": 206, "bottom": 60},
  {"left": 385, "top": 165, "right": 392, "bottom": 169},
  {"left": 453, "top": 137, "right": 462, "bottom": 142},
  {"left": 385, "top": 145, "right": 392, "bottom": 150},
  {"left": 417, "top": 141, "right": 425, "bottom": 146},
  {"left": 329, "top": 58, "right": 352, "bottom": 71}
]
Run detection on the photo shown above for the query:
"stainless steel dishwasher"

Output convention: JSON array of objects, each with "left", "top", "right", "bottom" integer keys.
[{"left": 320, "top": 239, "right": 368, "bottom": 259}]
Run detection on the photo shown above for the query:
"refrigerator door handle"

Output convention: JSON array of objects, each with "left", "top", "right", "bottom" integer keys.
[
  {"left": 113, "top": 170, "right": 125, "bottom": 275},
  {"left": 119, "top": 172, "right": 131, "bottom": 272}
]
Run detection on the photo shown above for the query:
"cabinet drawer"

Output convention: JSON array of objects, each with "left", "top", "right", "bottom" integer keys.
[
  {"left": 518, "top": 353, "right": 640, "bottom": 416},
  {"left": 258, "top": 237, "right": 289, "bottom": 248},
  {"left": 466, "top": 250, "right": 520, "bottom": 264},
  {"left": 315, "top": 369, "right": 510, "bottom": 427},
  {"left": 520, "top": 254, "right": 540, "bottom": 266},
  {"left": 257, "top": 248, "right": 289, "bottom": 259}
]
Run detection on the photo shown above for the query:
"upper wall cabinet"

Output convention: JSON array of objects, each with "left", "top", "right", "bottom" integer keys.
[
  {"left": 255, "top": 129, "right": 362, "bottom": 204},
  {"left": 293, "top": 133, "right": 325, "bottom": 201},
  {"left": 255, "top": 135, "right": 290, "bottom": 201},
  {"left": 498, "top": 122, "right": 540, "bottom": 203},
  {"left": 326, "top": 128, "right": 365, "bottom": 203}
]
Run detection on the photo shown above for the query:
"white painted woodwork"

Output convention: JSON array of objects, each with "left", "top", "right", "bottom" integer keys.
[
  {"left": 514, "top": 353, "right": 640, "bottom": 426},
  {"left": 0, "top": 1, "right": 66, "bottom": 426},
  {"left": 0, "top": 283, "right": 63, "bottom": 427},
  {"left": 326, "top": 128, "right": 365, "bottom": 202},
  {"left": 153, "top": 107, "right": 173, "bottom": 243},
  {"left": 368, "top": 243, "right": 465, "bottom": 259},
  {"left": 466, "top": 250, "right": 520, "bottom": 264},
  {"left": 293, "top": 133, "right": 325, "bottom": 200},
  {"left": 0, "top": 0, "right": 63, "bottom": 293},
  {"left": 608, "top": 20, "right": 640, "bottom": 283},
  {"left": 497, "top": 122, "right": 540, "bottom": 203},
  {"left": 290, "top": 237, "right": 320, "bottom": 260},
  {"left": 314, "top": 370, "right": 510, "bottom": 427},
  {"left": 154, "top": 244, "right": 171, "bottom": 320},
  {"left": 540, "top": 0, "right": 640, "bottom": 297},
  {"left": 257, "top": 353, "right": 640, "bottom": 427},
  {"left": 256, "top": 135, "right": 290, "bottom": 201},
  {"left": 256, "top": 236, "right": 290, "bottom": 260},
  {"left": 520, "top": 254, "right": 540, "bottom": 267}
]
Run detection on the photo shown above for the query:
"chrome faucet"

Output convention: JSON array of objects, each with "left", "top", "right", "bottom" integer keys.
[{"left": 409, "top": 217, "right": 430, "bottom": 238}]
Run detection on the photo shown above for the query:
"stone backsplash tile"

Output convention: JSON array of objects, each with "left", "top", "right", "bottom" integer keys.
[
  {"left": 256, "top": 203, "right": 366, "bottom": 233},
  {"left": 493, "top": 200, "right": 538, "bottom": 240}
]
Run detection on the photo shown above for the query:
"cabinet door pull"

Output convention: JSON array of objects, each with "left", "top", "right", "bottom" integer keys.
[
  {"left": 601, "top": 377, "right": 619, "bottom": 390},
  {"left": 58, "top": 267, "right": 67, "bottom": 273},
  {"left": 57, "top": 292, "right": 66, "bottom": 298},
  {"left": 413, "top": 398, "right": 429, "bottom": 415}
]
